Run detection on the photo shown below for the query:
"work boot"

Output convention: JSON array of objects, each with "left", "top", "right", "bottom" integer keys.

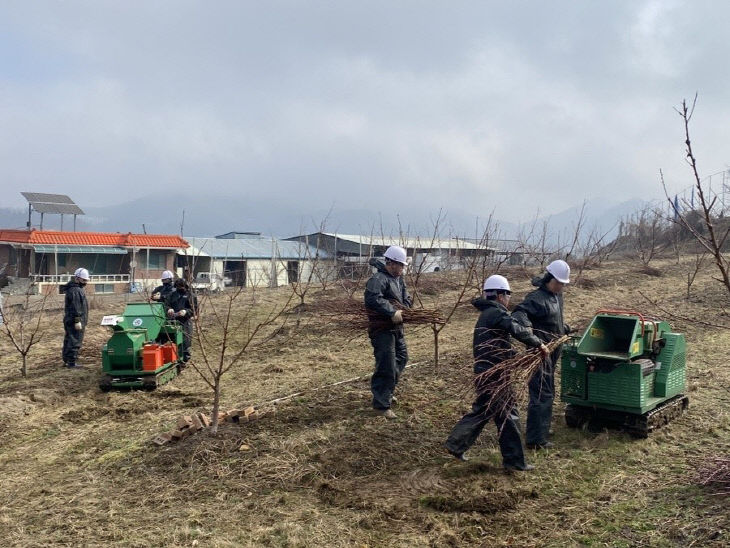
[
  {"left": 447, "top": 448, "right": 469, "bottom": 462},
  {"left": 65, "top": 363, "right": 83, "bottom": 369},
  {"left": 377, "top": 409, "right": 397, "bottom": 419},
  {"left": 526, "top": 441, "right": 554, "bottom": 450},
  {"left": 504, "top": 462, "right": 535, "bottom": 472}
]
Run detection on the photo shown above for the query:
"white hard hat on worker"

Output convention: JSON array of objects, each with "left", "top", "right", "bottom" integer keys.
[
  {"left": 483, "top": 274, "right": 511, "bottom": 292},
  {"left": 161, "top": 270, "right": 174, "bottom": 281},
  {"left": 546, "top": 260, "right": 570, "bottom": 284},
  {"left": 74, "top": 268, "right": 90, "bottom": 281},
  {"left": 384, "top": 245, "right": 408, "bottom": 266}
]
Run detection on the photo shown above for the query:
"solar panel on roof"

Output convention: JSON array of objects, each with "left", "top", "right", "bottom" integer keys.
[
  {"left": 31, "top": 203, "right": 85, "bottom": 214},
  {"left": 21, "top": 192, "right": 75, "bottom": 204},
  {"left": 21, "top": 192, "right": 85, "bottom": 215}
]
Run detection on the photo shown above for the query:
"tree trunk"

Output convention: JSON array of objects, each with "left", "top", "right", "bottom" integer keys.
[
  {"left": 432, "top": 324, "right": 440, "bottom": 368},
  {"left": 21, "top": 354, "right": 27, "bottom": 378},
  {"left": 210, "top": 376, "right": 221, "bottom": 435}
]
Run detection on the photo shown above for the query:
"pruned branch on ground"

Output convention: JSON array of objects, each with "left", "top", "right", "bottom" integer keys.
[{"left": 697, "top": 455, "right": 730, "bottom": 496}]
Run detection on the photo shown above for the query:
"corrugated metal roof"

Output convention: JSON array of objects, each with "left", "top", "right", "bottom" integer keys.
[
  {"left": 319, "top": 232, "right": 492, "bottom": 251},
  {"left": 183, "top": 237, "right": 327, "bottom": 260},
  {"left": 0, "top": 229, "right": 188, "bottom": 249}
]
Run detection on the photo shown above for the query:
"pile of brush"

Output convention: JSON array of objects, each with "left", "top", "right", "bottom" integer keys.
[
  {"left": 470, "top": 334, "right": 570, "bottom": 418},
  {"left": 309, "top": 297, "right": 444, "bottom": 333},
  {"left": 698, "top": 455, "right": 730, "bottom": 495}
]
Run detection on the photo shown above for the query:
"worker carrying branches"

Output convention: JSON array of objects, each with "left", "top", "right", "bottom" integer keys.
[
  {"left": 445, "top": 274, "right": 548, "bottom": 470},
  {"left": 364, "top": 245, "right": 412, "bottom": 419},
  {"left": 512, "top": 259, "right": 571, "bottom": 450}
]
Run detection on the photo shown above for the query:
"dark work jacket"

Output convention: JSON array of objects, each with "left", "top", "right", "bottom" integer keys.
[
  {"left": 472, "top": 297, "right": 543, "bottom": 374},
  {"left": 152, "top": 281, "right": 174, "bottom": 302},
  {"left": 165, "top": 289, "right": 197, "bottom": 323},
  {"left": 364, "top": 258, "right": 412, "bottom": 331},
  {"left": 512, "top": 277, "right": 569, "bottom": 343},
  {"left": 63, "top": 280, "right": 88, "bottom": 325}
]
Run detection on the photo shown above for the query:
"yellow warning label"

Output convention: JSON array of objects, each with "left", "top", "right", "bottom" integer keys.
[
  {"left": 590, "top": 328, "right": 604, "bottom": 339},
  {"left": 632, "top": 341, "right": 640, "bottom": 354}
]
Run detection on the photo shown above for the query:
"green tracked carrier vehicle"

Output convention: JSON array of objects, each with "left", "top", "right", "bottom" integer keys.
[
  {"left": 561, "top": 310, "right": 688, "bottom": 437},
  {"left": 100, "top": 302, "right": 184, "bottom": 391}
]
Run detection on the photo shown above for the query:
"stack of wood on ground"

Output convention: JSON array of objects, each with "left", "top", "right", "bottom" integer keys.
[
  {"left": 471, "top": 334, "right": 570, "bottom": 418},
  {"left": 309, "top": 297, "right": 445, "bottom": 333},
  {"left": 152, "top": 406, "right": 260, "bottom": 445}
]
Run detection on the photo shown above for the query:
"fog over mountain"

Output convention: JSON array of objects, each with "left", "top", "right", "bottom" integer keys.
[{"left": 0, "top": 195, "right": 646, "bottom": 247}]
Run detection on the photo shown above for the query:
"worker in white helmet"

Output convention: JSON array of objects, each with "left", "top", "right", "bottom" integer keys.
[
  {"left": 445, "top": 274, "right": 548, "bottom": 470},
  {"left": 364, "top": 245, "right": 412, "bottom": 419},
  {"left": 151, "top": 270, "right": 175, "bottom": 302},
  {"left": 62, "top": 267, "right": 90, "bottom": 368},
  {"left": 512, "top": 259, "right": 572, "bottom": 450}
]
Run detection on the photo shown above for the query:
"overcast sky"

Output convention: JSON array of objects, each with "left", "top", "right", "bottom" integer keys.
[{"left": 1, "top": 1, "right": 728, "bottom": 223}]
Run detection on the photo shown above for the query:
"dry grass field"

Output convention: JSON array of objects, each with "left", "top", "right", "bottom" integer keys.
[{"left": 0, "top": 257, "right": 728, "bottom": 547}]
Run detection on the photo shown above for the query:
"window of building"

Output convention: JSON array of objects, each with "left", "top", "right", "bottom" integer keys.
[
  {"left": 145, "top": 250, "right": 167, "bottom": 269},
  {"left": 94, "top": 283, "right": 115, "bottom": 294}
]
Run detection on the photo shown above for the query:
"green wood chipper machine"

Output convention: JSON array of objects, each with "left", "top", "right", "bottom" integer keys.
[
  {"left": 99, "top": 302, "right": 184, "bottom": 391},
  {"left": 561, "top": 309, "right": 688, "bottom": 437}
]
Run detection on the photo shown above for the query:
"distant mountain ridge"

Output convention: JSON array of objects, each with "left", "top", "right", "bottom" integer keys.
[{"left": 0, "top": 194, "right": 646, "bottom": 244}]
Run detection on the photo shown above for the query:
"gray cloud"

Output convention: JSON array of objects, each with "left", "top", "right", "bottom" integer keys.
[{"left": 1, "top": 1, "right": 728, "bottom": 225}]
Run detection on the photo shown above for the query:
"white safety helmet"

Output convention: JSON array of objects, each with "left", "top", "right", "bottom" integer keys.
[
  {"left": 383, "top": 245, "right": 408, "bottom": 266},
  {"left": 546, "top": 259, "right": 570, "bottom": 284},
  {"left": 74, "top": 267, "right": 90, "bottom": 281},
  {"left": 483, "top": 274, "right": 511, "bottom": 292},
  {"left": 161, "top": 270, "right": 174, "bottom": 281}
]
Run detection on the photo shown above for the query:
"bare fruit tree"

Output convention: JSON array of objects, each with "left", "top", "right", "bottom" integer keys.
[
  {"left": 663, "top": 95, "right": 730, "bottom": 295},
  {"left": 517, "top": 211, "right": 552, "bottom": 269},
  {"left": 425, "top": 231, "right": 484, "bottom": 368},
  {"left": 0, "top": 284, "right": 52, "bottom": 378},
  {"left": 472, "top": 212, "right": 512, "bottom": 293},
  {"left": 406, "top": 209, "right": 446, "bottom": 307},
  {"left": 629, "top": 205, "right": 665, "bottom": 268},
  {"left": 685, "top": 251, "right": 708, "bottom": 300},
  {"left": 191, "top": 284, "right": 298, "bottom": 434},
  {"left": 288, "top": 230, "right": 326, "bottom": 307}
]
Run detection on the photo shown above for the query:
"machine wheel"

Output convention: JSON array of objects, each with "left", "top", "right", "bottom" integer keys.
[
  {"left": 565, "top": 404, "right": 591, "bottom": 428},
  {"left": 99, "top": 374, "right": 113, "bottom": 392},
  {"left": 142, "top": 378, "right": 157, "bottom": 391}
]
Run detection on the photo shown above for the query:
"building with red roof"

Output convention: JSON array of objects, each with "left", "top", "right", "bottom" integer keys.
[{"left": 0, "top": 229, "right": 189, "bottom": 295}]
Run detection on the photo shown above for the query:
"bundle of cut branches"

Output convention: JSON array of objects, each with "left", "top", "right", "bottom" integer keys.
[
  {"left": 470, "top": 334, "right": 570, "bottom": 420},
  {"left": 698, "top": 455, "right": 730, "bottom": 495},
  {"left": 308, "top": 297, "right": 445, "bottom": 333}
]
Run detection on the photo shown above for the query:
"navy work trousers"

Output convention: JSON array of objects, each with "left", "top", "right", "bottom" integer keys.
[
  {"left": 525, "top": 348, "right": 560, "bottom": 446},
  {"left": 369, "top": 328, "right": 408, "bottom": 410},
  {"left": 62, "top": 320, "right": 85, "bottom": 365},
  {"left": 446, "top": 381, "right": 526, "bottom": 467}
]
